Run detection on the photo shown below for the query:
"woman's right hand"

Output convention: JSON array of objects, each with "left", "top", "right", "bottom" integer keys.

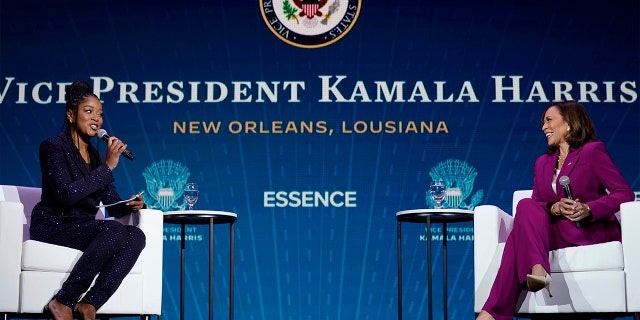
[
  {"left": 554, "top": 198, "right": 591, "bottom": 222},
  {"left": 104, "top": 136, "right": 127, "bottom": 171}
]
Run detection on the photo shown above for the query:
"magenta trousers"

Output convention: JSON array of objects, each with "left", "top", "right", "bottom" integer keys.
[{"left": 482, "top": 198, "right": 574, "bottom": 320}]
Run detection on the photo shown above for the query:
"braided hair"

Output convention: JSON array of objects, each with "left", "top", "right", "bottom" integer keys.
[{"left": 63, "top": 80, "right": 99, "bottom": 135}]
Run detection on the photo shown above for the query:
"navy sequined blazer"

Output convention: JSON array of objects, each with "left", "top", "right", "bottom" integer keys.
[{"left": 31, "top": 132, "right": 134, "bottom": 233}]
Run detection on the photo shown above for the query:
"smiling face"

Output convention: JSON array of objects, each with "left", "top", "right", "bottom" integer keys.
[
  {"left": 542, "top": 105, "right": 570, "bottom": 147},
  {"left": 67, "top": 95, "right": 103, "bottom": 139}
]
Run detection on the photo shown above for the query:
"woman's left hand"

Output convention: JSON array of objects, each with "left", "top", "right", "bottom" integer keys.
[
  {"left": 564, "top": 199, "right": 591, "bottom": 222},
  {"left": 126, "top": 193, "right": 145, "bottom": 211}
]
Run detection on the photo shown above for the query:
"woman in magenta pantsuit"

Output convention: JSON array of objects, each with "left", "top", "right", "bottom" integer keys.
[{"left": 476, "top": 101, "right": 635, "bottom": 320}]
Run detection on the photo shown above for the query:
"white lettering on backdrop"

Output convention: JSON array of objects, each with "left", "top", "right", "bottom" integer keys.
[{"left": 0, "top": 75, "right": 636, "bottom": 105}]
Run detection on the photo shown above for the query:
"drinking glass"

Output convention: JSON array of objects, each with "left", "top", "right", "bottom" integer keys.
[
  {"left": 183, "top": 182, "right": 199, "bottom": 210},
  {"left": 429, "top": 180, "right": 447, "bottom": 209}
]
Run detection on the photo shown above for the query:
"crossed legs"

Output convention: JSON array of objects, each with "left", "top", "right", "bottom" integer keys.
[{"left": 35, "top": 219, "right": 145, "bottom": 319}]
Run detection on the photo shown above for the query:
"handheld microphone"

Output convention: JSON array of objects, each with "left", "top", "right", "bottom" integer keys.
[
  {"left": 559, "top": 175, "right": 580, "bottom": 228},
  {"left": 97, "top": 129, "right": 135, "bottom": 160}
]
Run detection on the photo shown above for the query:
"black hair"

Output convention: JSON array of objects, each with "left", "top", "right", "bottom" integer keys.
[{"left": 63, "top": 80, "right": 98, "bottom": 134}]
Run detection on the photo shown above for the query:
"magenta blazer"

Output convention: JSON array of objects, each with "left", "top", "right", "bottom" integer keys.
[{"left": 530, "top": 141, "right": 634, "bottom": 246}]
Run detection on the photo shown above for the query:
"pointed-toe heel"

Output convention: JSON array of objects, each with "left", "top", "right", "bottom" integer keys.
[
  {"left": 43, "top": 298, "right": 73, "bottom": 320},
  {"left": 75, "top": 302, "right": 97, "bottom": 320},
  {"left": 42, "top": 299, "right": 54, "bottom": 317},
  {"left": 526, "top": 273, "right": 553, "bottom": 297}
]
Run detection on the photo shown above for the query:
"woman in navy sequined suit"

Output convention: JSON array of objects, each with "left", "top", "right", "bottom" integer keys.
[{"left": 30, "top": 81, "right": 146, "bottom": 320}]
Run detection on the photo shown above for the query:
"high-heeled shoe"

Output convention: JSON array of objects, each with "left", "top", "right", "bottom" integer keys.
[
  {"left": 42, "top": 300, "right": 53, "bottom": 319},
  {"left": 42, "top": 298, "right": 73, "bottom": 320},
  {"left": 75, "top": 302, "right": 97, "bottom": 320},
  {"left": 526, "top": 273, "right": 553, "bottom": 297}
]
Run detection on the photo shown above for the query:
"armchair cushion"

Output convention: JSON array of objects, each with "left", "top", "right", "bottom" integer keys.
[
  {"left": 21, "top": 240, "right": 82, "bottom": 273},
  {"left": 487, "top": 241, "right": 623, "bottom": 274},
  {"left": 549, "top": 240, "right": 623, "bottom": 272},
  {"left": 22, "top": 240, "right": 143, "bottom": 274}
]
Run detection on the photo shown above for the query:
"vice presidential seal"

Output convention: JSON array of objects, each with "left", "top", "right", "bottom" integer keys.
[{"left": 260, "top": 0, "right": 361, "bottom": 48}]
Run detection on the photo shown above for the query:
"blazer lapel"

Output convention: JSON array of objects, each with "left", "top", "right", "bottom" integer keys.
[
  {"left": 539, "top": 153, "right": 559, "bottom": 198},
  {"left": 559, "top": 146, "right": 582, "bottom": 178},
  {"left": 555, "top": 145, "right": 584, "bottom": 197},
  {"left": 60, "top": 133, "right": 90, "bottom": 176}
]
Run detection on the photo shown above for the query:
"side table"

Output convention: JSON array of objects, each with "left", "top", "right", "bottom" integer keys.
[
  {"left": 164, "top": 210, "right": 237, "bottom": 320},
  {"left": 396, "top": 209, "right": 473, "bottom": 319}
]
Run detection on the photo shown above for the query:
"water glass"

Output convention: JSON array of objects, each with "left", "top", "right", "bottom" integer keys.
[
  {"left": 429, "top": 180, "right": 447, "bottom": 209},
  {"left": 184, "top": 182, "right": 199, "bottom": 210}
]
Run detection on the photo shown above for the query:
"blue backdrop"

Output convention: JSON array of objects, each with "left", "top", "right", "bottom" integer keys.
[{"left": 1, "top": 1, "right": 638, "bottom": 319}]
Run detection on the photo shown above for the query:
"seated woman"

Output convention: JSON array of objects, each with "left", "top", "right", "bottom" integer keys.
[
  {"left": 31, "top": 80, "right": 146, "bottom": 320},
  {"left": 476, "top": 101, "right": 634, "bottom": 320}
]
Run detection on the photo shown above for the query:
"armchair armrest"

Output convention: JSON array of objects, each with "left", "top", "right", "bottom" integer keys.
[
  {"left": 115, "top": 208, "right": 164, "bottom": 314},
  {"left": 474, "top": 205, "right": 513, "bottom": 282},
  {"left": 473, "top": 205, "right": 513, "bottom": 312},
  {"left": 620, "top": 201, "right": 640, "bottom": 312},
  {"left": 0, "top": 201, "right": 25, "bottom": 312}
]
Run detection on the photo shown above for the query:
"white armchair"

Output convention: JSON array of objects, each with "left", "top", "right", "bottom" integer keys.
[
  {"left": 474, "top": 190, "right": 640, "bottom": 318},
  {"left": 0, "top": 185, "right": 163, "bottom": 319}
]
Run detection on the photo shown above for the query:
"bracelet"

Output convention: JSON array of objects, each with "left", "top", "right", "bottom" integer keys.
[{"left": 584, "top": 204, "right": 592, "bottom": 216}]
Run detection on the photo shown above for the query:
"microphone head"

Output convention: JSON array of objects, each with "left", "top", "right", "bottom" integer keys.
[
  {"left": 97, "top": 129, "right": 108, "bottom": 139},
  {"left": 559, "top": 175, "right": 570, "bottom": 186}
]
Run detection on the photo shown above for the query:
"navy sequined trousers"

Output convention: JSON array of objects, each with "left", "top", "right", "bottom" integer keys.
[{"left": 31, "top": 218, "right": 146, "bottom": 310}]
